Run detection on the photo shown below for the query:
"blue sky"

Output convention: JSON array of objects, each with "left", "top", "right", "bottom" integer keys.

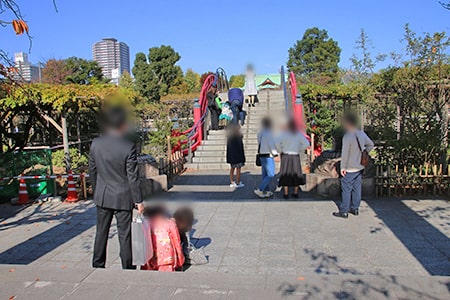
[{"left": 4, "top": 0, "right": 450, "bottom": 75}]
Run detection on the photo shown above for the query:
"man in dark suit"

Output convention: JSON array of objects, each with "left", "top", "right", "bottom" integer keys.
[{"left": 89, "top": 107, "right": 144, "bottom": 269}]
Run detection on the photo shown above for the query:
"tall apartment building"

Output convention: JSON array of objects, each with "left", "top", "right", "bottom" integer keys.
[
  {"left": 13, "top": 52, "right": 41, "bottom": 82},
  {"left": 92, "top": 38, "right": 130, "bottom": 84}
]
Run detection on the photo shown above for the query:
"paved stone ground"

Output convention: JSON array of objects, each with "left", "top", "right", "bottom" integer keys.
[{"left": 0, "top": 169, "right": 449, "bottom": 299}]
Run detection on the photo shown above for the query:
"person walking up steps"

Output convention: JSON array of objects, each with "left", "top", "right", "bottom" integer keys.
[
  {"left": 333, "top": 113, "right": 374, "bottom": 219},
  {"left": 228, "top": 88, "right": 245, "bottom": 125},
  {"left": 207, "top": 85, "right": 221, "bottom": 130},
  {"left": 226, "top": 124, "right": 245, "bottom": 188},
  {"left": 245, "top": 64, "right": 257, "bottom": 107},
  {"left": 254, "top": 117, "right": 278, "bottom": 198}
]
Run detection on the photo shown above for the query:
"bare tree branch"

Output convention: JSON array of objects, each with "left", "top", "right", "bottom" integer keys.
[{"left": 440, "top": 1, "right": 450, "bottom": 10}]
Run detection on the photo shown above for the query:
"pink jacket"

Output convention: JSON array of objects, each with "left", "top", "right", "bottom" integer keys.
[{"left": 147, "top": 217, "right": 184, "bottom": 271}]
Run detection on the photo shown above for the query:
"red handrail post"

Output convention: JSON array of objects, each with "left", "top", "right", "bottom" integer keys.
[
  {"left": 193, "top": 98, "right": 202, "bottom": 142},
  {"left": 294, "top": 93, "right": 305, "bottom": 130}
]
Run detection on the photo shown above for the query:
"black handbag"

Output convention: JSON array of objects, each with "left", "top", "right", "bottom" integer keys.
[{"left": 255, "top": 138, "right": 262, "bottom": 167}]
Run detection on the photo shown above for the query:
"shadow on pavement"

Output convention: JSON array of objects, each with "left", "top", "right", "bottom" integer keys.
[
  {"left": 154, "top": 172, "right": 316, "bottom": 201},
  {"left": 0, "top": 203, "right": 96, "bottom": 265},
  {"left": 278, "top": 248, "right": 449, "bottom": 299},
  {"left": 367, "top": 200, "right": 450, "bottom": 276},
  {"left": 159, "top": 171, "right": 450, "bottom": 276}
]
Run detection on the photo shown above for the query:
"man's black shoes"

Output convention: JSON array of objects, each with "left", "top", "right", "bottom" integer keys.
[
  {"left": 332, "top": 212, "right": 349, "bottom": 219},
  {"left": 349, "top": 209, "right": 359, "bottom": 216}
]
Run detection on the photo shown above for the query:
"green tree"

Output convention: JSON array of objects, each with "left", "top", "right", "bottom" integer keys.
[
  {"left": 65, "top": 57, "right": 108, "bottom": 85},
  {"left": 229, "top": 74, "right": 245, "bottom": 88},
  {"left": 148, "top": 45, "right": 182, "bottom": 96},
  {"left": 184, "top": 68, "right": 200, "bottom": 93},
  {"left": 132, "top": 52, "right": 160, "bottom": 101},
  {"left": 365, "top": 25, "right": 450, "bottom": 167},
  {"left": 350, "top": 29, "right": 377, "bottom": 78},
  {"left": 132, "top": 45, "right": 183, "bottom": 101},
  {"left": 119, "top": 71, "right": 134, "bottom": 89},
  {"left": 287, "top": 27, "right": 341, "bottom": 82},
  {"left": 52, "top": 148, "right": 88, "bottom": 171}
]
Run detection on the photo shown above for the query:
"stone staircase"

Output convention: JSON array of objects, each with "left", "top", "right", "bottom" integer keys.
[{"left": 186, "top": 89, "right": 286, "bottom": 170}]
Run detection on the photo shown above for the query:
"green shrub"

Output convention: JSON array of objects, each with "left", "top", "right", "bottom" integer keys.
[{"left": 52, "top": 149, "right": 88, "bottom": 172}]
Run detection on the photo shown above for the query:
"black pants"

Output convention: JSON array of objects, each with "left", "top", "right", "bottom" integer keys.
[
  {"left": 209, "top": 108, "right": 220, "bottom": 130},
  {"left": 93, "top": 206, "right": 134, "bottom": 269}
]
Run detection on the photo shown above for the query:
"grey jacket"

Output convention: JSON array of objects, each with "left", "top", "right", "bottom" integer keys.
[
  {"left": 257, "top": 129, "right": 278, "bottom": 156},
  {"left": 89, "top": 134, "right": 142, "bottom": 211},
  {"left": 341, "top": 130, "right": 374, "bottom": 173},
  {"left": 276, "top": 131, "right": 310, "bottom": 154}
]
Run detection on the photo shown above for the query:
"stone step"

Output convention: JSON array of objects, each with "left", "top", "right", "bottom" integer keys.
[
  {"left": 194, "top": 150, "right": 259, "bottom": 157},
  {"left": 192, "top": 157, "right": 228, "bottom": 163},
  {"left": 202, "top": 140, "right": 259, "bottom": 146},
  {"left": 185, "top": 162, "right": 230, "bottom": 170},
  {"left": 247, "top": 108, "right": 284, "bottom": 112},
  {"left": 198, "top": 144, "right": 258, "bottom": 151},
  {"left": 186, "top": 161, "right": 280, "bottom": 170},
  {"left": 194, "top": 150, "right": 226, "bottom": 157},
  {"left": 192, "top": 155, "right": 260, "bottom": 163},
  {"left": 202, "top": 139, "right": 258, "bottom": 145},
  {"left": 206, "top": 134, "right": 227, "bottom": 140},
  {"left": 207, "top": 126, "right": 262, "bottom": 135},
  {"left": 191, "top": 89, "right": 288, "bottom": 171}
]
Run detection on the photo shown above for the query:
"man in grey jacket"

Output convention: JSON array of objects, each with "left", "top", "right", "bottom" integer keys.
[
  {"left": 333, "top": 113, "right": 374, "bottom": 219},
  {"left": 89, "top": 107, "right": 144, "bottom": 269}
]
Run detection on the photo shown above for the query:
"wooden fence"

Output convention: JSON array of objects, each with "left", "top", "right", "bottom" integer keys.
[
  {"left": 375, "top": 164, "right": 450, "bottom": 197},
  {"left": 159, "top": 150, "right": 185, "bottom": 180}
]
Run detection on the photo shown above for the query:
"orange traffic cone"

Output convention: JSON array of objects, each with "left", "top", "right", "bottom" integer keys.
[
  {"left": 17, "top": 175, "right": 29, "bottom": 205},
  {"left": 65, "top": 170, "right": 78, "bottom": 203}
]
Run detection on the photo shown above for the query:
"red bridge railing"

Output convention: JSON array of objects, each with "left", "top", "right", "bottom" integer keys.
[
  {"left": 171, "top": 73, "right": 216, "bottom": 157},
  {"left": 288, "top": 71, "right": 305, "bottom": 131},
  {"left": 288, "top": 71, "right": 322, "bottom": 157}
]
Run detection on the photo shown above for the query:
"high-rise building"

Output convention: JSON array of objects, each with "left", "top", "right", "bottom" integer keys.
[
  {"left": 92, "top": 38, "right": 130, "bottom": 84},
  {"left": 12, "top": 52, "right": 41, "bottom": 82}
]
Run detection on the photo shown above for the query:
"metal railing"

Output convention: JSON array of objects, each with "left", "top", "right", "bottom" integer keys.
[
  {"left": 159, "top": 150, "right": 185, "bottom": 180},
  {"left": 171, "top": 67, "right": 228, "bottom": 162},
  {"left": 281, "top": 66, "right": 290, "bottom": 113}
]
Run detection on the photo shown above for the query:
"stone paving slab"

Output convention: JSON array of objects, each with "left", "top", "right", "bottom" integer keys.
[
  {"left": 1, "top": 194, "right": 449, "bottom": 277},
  {"left": 1, "top": 265, "right": 449, "bottom": 300},
  {"left": 0, "top": 169, "right": 449, "bottom": 298}
]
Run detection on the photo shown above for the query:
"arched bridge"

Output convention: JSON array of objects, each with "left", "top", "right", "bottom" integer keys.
[{"left": 170, "top": 67, "right": 312, "bottom": 170}]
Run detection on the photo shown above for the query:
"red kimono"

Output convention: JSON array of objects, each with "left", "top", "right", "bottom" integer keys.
[{"left": 145, "top": 216, "right": 184, "bottom": 271}]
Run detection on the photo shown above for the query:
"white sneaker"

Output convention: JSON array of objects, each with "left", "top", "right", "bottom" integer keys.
[
  {"left": 253, "top": 189, "right": 273, "bottom": 199},
  {"left": 254, "top": 189, "right": 267, "bottom": 198},
  {"left": 236, "top": 182, "right": 245, "bottom": 188},
  {"left": 229, "top": 182, "right": 238, "bottom": 188}
]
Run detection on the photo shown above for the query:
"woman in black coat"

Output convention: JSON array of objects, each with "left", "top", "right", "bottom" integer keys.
[
  {"left": 207, "top": 86, "right": 220, "bottom": 130},
  {"left": 226, "top": 124, "right": 245, "bottom": 188}
]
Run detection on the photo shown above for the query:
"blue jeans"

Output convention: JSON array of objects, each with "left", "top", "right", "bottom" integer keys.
[
  {"left": 340, "top": 170, "right": 362, "bottom": 213},
  {"left": 259, "top": 157, "right": 275, "bottom": 191},
  {"left": 230, "top": 100, "right": 242, "bottom": 124}
]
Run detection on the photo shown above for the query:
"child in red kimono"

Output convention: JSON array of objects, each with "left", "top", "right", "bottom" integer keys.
[{"left": 142, "top": 205, "right": 184, "bottom": 271}]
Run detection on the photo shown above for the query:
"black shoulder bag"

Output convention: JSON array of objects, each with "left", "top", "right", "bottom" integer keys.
[{"left": 255, "top": 135, "right": 262, "bottom": 167}]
